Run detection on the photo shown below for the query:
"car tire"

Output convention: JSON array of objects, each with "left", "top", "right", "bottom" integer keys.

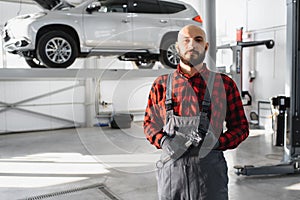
[
  {"left": 37, "top": 30, "right": 78, "bottom": 68},
  {"left": 159, "top": 37, "right": 179, "bottom": 69},
  {"left": 25, "top": 58, "right": 46, "bottom": 68},
  {"left": 133, "top": 60, "right": 155, "bottom": 69}
]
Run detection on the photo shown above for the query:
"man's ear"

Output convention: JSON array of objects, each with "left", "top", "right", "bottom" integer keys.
[{"left": 205, "top": 42, "right": 209, "bottom": 51}]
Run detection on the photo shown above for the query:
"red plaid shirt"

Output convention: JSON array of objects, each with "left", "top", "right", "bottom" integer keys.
[{"left": 143, "top": 65, "right": 249, "bottom": 150}]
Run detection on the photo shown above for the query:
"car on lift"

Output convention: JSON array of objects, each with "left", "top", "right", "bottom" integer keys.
[{"left": 2, "top": 0, "right": 202, "bottom": 69}]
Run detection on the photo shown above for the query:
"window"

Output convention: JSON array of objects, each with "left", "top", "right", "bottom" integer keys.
[
  {"left": 159, "top": 1, "right": 186, "bottom": 14},
  {"left": 130, "top": 0, "right": 186, "bottom": 14},
  {"left": 131, "top": 0, "right": 161, "bottom": 14},
  {"left": 101, "top": 0, "right": 128, "bottom": 13}
]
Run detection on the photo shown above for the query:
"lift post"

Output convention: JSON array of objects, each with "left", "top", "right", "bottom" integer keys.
[
  {"left": 234, "top": 0, "right": 300, "bottom": 176},
  {"left": 217, "top": 33, "right": 274, "bottom": 106}
]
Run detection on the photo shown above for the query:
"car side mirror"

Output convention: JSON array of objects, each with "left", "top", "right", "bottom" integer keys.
[{"left": 86, "top": 2, "right": 101, "bottom": 14}]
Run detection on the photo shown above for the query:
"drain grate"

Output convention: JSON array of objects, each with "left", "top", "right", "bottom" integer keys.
[
  {"left": 20, "top": 183, "right": 121, "bottom": 200},
  {"left": 98, "top": 186, "right": 120, "bottom": 200}
]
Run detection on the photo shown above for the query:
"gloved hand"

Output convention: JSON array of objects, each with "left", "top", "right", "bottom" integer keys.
[
  {"left": 201, "top": 130, "right": 220, "bottom": 150},
  {"left": 160, "top": 133, "right": 192, "bottom": 160}
]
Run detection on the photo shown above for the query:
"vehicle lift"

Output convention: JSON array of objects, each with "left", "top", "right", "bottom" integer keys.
[
  {"left": 217, "top": 29, "right": 274, "bottom": 106},
  {"left": 234, "top": 0, "right": 300, "bottom": 176}
]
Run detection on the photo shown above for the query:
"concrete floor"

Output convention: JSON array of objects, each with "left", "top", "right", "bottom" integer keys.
[{"left": 0, "top": 124, "right": 299, "bottom": 200}]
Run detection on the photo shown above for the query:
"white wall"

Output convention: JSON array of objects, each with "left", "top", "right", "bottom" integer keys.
[
  {"left": 216, "top": 0, "right": 247, "bottom": 42},
  {"left": 0, "top": 80, "right": 85, "bottom": 133},
  {"left": 216, "top": 0, "right": 287, "bottom": 114},
  {"left": 252, "top": 29, "right": 286, "bottom": 101},
  {"left": 247, "top": 0, "right": 286, "bottom": 31}
]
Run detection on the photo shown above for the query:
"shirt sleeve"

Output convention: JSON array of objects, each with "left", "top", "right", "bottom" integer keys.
[
  {"left": 143, "top": 77, "right": 166, "bottom": 149},
  {"left": 218, "top": 76, "right": 249, "bottom": 150}
]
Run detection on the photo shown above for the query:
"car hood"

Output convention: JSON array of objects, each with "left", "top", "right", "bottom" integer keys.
[{"left": 32, "top": 0, "right": 74, "bottom": 10}]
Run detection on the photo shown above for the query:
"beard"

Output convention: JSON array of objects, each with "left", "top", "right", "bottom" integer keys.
[{"left": 178, "top": 49, "right": 206, "bottom": 68}]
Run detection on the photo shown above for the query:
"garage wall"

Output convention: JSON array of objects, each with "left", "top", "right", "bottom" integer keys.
[
  {"left": 252, "top": 29, "right": 286, "bottom": 102},
  {"left": 248, "top": 0, "right": 286, "bottom": 104},
  {"left": 0, "top": 80, "right": 86, "bottom": 133},
  {"left": 216, "top": 0, "right": 247, "bottom": 41},
  {"left": 247, "top": 0, "right": 286, "bottom": 31},
  {"left": 216, "top": 0, "right": 287, "bottom": 115},
  {"left": 98, "top": 78, "right": 156, "bottom": 122}
]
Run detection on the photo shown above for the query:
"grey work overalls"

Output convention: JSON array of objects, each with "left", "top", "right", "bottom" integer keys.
[{"left": 157, "top": 72, "right": 229, "bottom": 200}]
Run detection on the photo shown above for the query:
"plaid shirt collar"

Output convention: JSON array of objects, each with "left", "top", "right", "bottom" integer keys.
[{"left": 176, "top": 63, "right": 210, "bottom": 79}]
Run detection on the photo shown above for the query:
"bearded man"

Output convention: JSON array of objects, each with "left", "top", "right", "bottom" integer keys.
[{"left": 144, "top": 25, "right": 249, "bottom": 200}]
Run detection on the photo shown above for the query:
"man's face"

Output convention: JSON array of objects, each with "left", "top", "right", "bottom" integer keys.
[{"left": 176, "top": 26, "right": 208, "bottom": 67}]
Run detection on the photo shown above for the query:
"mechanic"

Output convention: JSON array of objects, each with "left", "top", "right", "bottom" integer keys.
[{"left": 143, "top": 24, "right": 249, "bottom": 200}]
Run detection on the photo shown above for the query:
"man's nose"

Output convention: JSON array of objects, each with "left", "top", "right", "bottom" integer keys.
[{"left": 187, "top": 39, "right": 196, "bottom": 48}]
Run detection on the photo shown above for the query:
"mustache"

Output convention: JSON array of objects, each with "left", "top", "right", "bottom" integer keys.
[{"left": 185, "top": 49, "right": 199, "bottom": 54}]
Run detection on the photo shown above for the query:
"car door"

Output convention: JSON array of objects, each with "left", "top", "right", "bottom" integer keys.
[
  {"left": 83, "top": 0, "right": 133, "bottom": 49},
  {"left": 129, "top": 0, "right": 171, "bottom": 50}
]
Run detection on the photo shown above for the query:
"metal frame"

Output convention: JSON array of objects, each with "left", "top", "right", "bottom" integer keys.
[
  {"left": 0, "top": 68, "right": 173, "bottom": 80},
  {"left": 217, "top": 38, "right": 274, "bottom": 107},
  {"left": 0, "top": 68, "right": 173, "bottom": 133},
  {"left": 217, "top": 40, "right": 274, "bottom": 93},
  {"left": 0, "top": 83, "right": 84, "bottom": 129}
]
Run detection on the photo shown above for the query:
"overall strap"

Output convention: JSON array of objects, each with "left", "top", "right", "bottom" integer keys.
[
  {"left": 202, "top": 71, "right": 216, "bottom": 113},
  {"left": 165, "top": 71, "right": 215, "bottom": 110},
  {"left": 199, "top": 71, "right": 216, "bottom": 134},
  {"left": 165, "top": 73, "right": 173, "bottom": 111},
  {"left": 164, "top": 71, "right": 216, "bottom": 127},
  {"left": 165, "top": 73, "right": 174, "bottom": 123}
]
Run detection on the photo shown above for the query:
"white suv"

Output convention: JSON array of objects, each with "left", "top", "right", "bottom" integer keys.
[{"left": 2, "top": 0, "right": 202, "bottom": 69}]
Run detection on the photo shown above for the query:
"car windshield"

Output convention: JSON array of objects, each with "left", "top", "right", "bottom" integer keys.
[
  {"left": 52, "top": 1, "right": 75, "bottom": 11},
  {"left": 54, "top": 0, "right": 97, "bottom": 11}
]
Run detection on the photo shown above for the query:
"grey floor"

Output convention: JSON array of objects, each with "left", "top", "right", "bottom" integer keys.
[{"left": 0, "top": 124, "right": 299, "bottom": 200}]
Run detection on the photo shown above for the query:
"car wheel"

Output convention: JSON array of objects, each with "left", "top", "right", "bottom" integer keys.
[
  {"left": 133, "top": 60, "right": 155, "bottom": 69},
  {"left": 159, "top": 37, "right": 179, "bottom": 69},
  {"left": 25, "top": 58, "right": 46, "bottom": 68},
  {"left": 37, "top": 31, "right": 78, "bottom": 68}
]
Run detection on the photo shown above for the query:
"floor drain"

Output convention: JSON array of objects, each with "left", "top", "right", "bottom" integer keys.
[
  {"left": 21, "top": 183, "right": 121, "bottom": 200},
  {"left": 98, "top": 185, "right": 120, "bottom": 200}
]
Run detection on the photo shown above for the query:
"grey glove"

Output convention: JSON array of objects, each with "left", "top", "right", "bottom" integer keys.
[
  {"left": 201, "top": 130, "right": 220, "bottom": 150},
  {"left": 161, "top": 135, "right": 187, "bottom": 159},
  {"left": 159, "top": 133, "right": 193, "bottom": 163}
]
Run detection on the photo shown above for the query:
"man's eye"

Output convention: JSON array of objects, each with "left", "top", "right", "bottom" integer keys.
[{"left": 195, "top": 38, "right": 202, "bottom": 43}]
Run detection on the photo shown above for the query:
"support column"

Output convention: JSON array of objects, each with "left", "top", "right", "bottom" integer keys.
[
  {"left": 202, "top": 0, "right": 216, "bottom": 71},
  {"left": 84, "top": 57, "right": 97, "bottom": 127}
]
